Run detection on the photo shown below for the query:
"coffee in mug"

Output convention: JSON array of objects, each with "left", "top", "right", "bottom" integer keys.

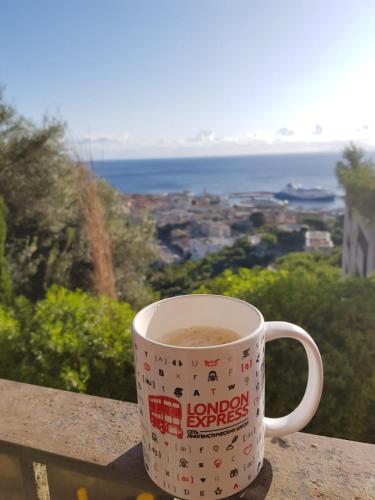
[{"left": 158, "top": 325, "right": 241, "bottom": 347}]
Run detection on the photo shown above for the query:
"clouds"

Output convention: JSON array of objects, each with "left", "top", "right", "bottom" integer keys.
[
  {"left": 188, "top": 129, "right": 216, "bottom": 144},
  {"left": 276, "top": 127, "right": 294, "bottom": 137},
  {"left": 76, "top": 132, "right": 129, "bottom": 147},
  {"left": 313, "top": 124, "right": 323, "bottom": 135},
  {"left": 70, "top": 122, "right": 375, "bottom": 160}
]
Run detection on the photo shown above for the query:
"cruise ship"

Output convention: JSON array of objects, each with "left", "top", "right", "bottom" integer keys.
[{"left": 275, "top": 183, "right": 335, "bottom": 202}]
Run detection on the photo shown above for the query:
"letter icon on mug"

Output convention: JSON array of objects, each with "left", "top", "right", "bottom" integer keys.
[{"left": 132, "top": 295, "right": 323, "bottom": 499}]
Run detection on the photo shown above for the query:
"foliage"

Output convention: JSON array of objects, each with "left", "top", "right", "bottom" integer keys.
[
  {"left": 0, "top": 305, "right": 21, "bottom": 373},
  {"left": 331, "top": 214, "right": 344, "bottom": 246},
  {"left": 277, "top": 250, "right": 341, "bottom": 272},
  {"left": 98, "top": 180, "right": 158, "bottom": 308},
  {"left": 301, "top": 216, "right": 328, "bottom": 231},
  {"left": 0, "top": 88, "right": 90, "bottom": 299},
  {"left": 151, "top": 236, "right": 274, "bottom": 298},
  {"left": 79, "top": 168, "right": 116, "bottom": 299},
  {"left": 196, "top": 253, "right": 375, "bottom": 443},
  {"left": 260, "top": 232, "right": 277, "bottom": 247},
  {"left": 336, "top": 144, "right": 375, "bottom": 221},
  {"left": 300, "top": 214, "right": 344, "bottom": 247},
  {"left": 0, "top": 197, "right": 12, "bottom": 304},
  {"left": 276, "top": 226, "right": 306, "bottom": 250},
  {"left": 0, "top": 286, "right": 136, "bottom": 402},
  {"left": 249, "top": 211, "right": 265, "bottom": 228},
  {"left": 1, "top": 92, "right": 373, "bottom": 445},
  {"left": 0, "top": 89, "right": 157, "bottom": 308}
]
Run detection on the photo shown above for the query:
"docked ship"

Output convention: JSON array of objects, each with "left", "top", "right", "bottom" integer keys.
[{"left": 275, "top": 183, "right": 335, "bottom": 202}]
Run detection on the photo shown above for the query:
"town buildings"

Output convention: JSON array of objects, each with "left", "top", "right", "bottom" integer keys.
[
  {"left": 123, "top": 191, "right": 338, "bottom": 265},
  {"left": 305, "top": 231, "right": 334, "bottom": 254}
]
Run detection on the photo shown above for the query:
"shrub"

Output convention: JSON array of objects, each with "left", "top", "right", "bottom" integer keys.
[
  {"left": 0, "top": 305, "right": 21, "bottom": 377},
  {"left": 197, "top": 255, "right": 375, "bottom": 443},
  {"left": 260, "top": 233, "right": 277, "bottom": 247},
  {"left": 0, "top": 287, "right": 137, "bottom": 402},
  {"left": 250, "top": 211, "right": 265, "bottom": 228},
  {"left": 0, "top": 197, "right": 12, "bottom": 304}
]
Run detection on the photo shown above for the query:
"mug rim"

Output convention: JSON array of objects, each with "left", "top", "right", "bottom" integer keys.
[{"left": 132, "top": 294, "right": 265, "bottom": 350}]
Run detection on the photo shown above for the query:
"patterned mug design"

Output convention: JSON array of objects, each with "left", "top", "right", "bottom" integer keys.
[
  {"left": 132, "top": 295, "right": 323, "bottom": 499},
  {"left": 134, "top": 334, "right": 265, "bottom": 498}
]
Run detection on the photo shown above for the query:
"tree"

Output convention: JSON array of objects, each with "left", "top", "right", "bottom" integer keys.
[
  {"left": 0, "top": 304, "right": 21, "bottom": 376},
  {"left": 301, "top": 216, "right": 328, "bottom": 231},
  {"left": 331, "top": 215, "right": 344, "bottom": 246},
  {"left": 250, "top": 211, "right": 266, "bottom": 228},
  {"left": 151, "top": 236, "right": 273, "bottom": 298},
  {"left": 0, "top": 89, "right": 157, "bottom": 307},
  {"left": 0, "top": 197, "right": 12, "bottom": 304},
  {"left": 260, "top": 233, "right": 277, "bottom": 247},
  {"left": 97, "top": 180, "right": 158, "bottom": 308},
  {"left": 0, "top": 88, "right": 89, "bottom": 299},
  {"left": 336, "top": 144, "right": 375, "bottom": 221},
  {"left": 196, "top": 254, "right": 375, "bottom": 443}
]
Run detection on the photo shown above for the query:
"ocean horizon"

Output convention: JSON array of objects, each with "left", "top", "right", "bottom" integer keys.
[{"left": 92, "top": 151, "right": 375, "bottom": 210}]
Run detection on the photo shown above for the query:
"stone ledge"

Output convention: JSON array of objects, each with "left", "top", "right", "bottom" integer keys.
[{"left": 0, "top": 378, "right": 374, "bottom": 498}]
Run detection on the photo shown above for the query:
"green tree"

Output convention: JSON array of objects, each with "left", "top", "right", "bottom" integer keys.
[
  {"left": 196, "top": 254, "right": 375, "bottom": 443},
  {"left": 0, "top": 88, "right": 89, "bottom": 299},
  {"left": 151, "top": 236, "right": 273, "bottom": 298},
  {"left": 250, "top": 211, "right": 266, "bottom": 228},
  {"left": 98, "top": 180, "right": 158, "bottom": 308},
  {"left": 0, "top": 304, "right": 21, "bottom": 375},
  {"left": 260, "top": 233, "right": 277, "bottom": 247},
  {"left": 0, "top": 197, "right": 12, "bottom": 304},
  {"left": 0, "top": 89, "right": 157, "bottom": 307},
  {"left": 301, "top": 216, "right": 328, "bottom": 231},
  {"left": 336, "top": 144, "right": 375, "bottom": 220},
  {"left": 331, "top": 214, "right": 344, "bottom": 246}
]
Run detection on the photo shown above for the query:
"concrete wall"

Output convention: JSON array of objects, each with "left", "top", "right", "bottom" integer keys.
[{"left": 342, "top": 207, "right": 375, "bottom": 277}]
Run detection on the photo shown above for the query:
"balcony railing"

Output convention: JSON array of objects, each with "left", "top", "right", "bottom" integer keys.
[{"left": 0, "top": 378, "right": 374, "bottom": 499}]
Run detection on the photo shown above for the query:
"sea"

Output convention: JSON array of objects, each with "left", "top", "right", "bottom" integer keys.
[{"left": 91, "top": 152, "right": 368, "bottom": 211}]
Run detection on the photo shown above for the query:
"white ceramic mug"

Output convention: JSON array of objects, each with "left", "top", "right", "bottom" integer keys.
[{"left": 132, "top": 295, "right": 323, "bottom": 499}]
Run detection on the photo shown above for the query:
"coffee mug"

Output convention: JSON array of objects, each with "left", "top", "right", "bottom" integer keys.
[{"left": 132, "top": 295, "right": 323, "bottom": 499}]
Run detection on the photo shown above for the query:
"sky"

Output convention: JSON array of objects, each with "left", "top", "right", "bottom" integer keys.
[{"left": 1, "top": 0, "right": 375, "bottom": 159}]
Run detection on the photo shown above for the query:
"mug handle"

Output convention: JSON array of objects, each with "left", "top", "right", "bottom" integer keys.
[{"left": 264, "top": 321, "right": 324, "bottom": 437}]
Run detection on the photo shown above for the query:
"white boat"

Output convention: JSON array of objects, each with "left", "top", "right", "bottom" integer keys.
[{"left": 275, "top": 183, "right": 335, "bottom": 202}]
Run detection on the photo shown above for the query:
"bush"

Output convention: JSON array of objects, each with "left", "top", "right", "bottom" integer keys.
[
  {"left": 301, "top": 216, "right": 328, "bottom": 231},
  {"left": 0, "top": 197, "right": 12, "bottom": 304},
  {"left": 151, "top": 236, "right": 274, "bottom": 298},
  {"left": 250, "top": 211, "right": 265, "bottom": 228},
  {"left": 0, "top": 305, "right": 21, "bottom": 377},
  {"left": 0, "top": 90, "right": 157, "bottom": 307},
  {"left": 0, "top": 287, "right": 137, "bottom": 402},
  {"left": 260, "top": 233, "right": 277, "bottom": 247},
  {"left": 196, "top": 254, "right": 375, "bottom": 443}
]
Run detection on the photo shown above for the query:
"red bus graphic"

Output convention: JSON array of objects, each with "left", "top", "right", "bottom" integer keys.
[{"left": 148, "top": 395, "right": 183, "bottom": 439}]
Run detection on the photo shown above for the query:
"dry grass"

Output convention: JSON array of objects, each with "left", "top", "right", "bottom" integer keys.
[{"left": 79, "top": 166, "right": 116, "bottom": 299}]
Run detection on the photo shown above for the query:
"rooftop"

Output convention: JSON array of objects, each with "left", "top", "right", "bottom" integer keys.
[{"left": 305, "top": 230, "right": 334, "bottom": 249}]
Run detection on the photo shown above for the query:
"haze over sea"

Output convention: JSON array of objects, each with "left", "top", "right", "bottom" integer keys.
[{"left": 92, "top": 151, "right": 374, "bottom": 210}]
